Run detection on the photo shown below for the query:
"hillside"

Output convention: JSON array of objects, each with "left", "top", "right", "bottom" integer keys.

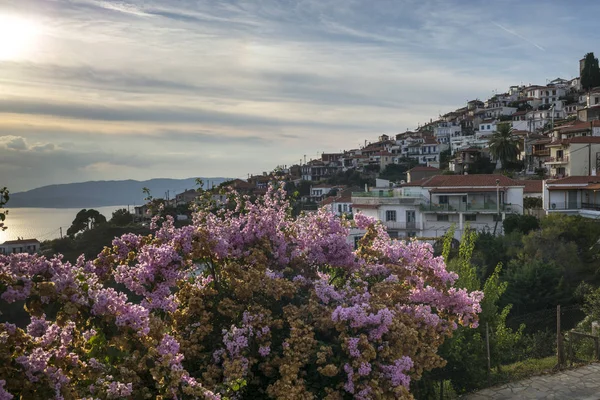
[{"left": 7, "top": 177, "right": 230, "bottom": 208}]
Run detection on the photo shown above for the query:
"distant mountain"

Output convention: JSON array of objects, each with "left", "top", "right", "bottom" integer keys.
[{"left": 8, "top": 178, "right": 231, "bottom": 208}]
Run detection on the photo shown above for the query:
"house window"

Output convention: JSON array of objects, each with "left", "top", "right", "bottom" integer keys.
[
  {"left": 353, "top": 236, "right": 362, "bottom": 249},
  {"left": 338, "top": 204, "right": 342, "bottom": 213},
  {"left": 437, "top": 215, "right": 449, "bottom": 222},
  {"left": 487, "top": 125, "right": 491, "bottom": 130},
  {"left": 439, "top": 195, "right": 449, "bottom": 204},
  {"left": 493, "top": 214, "right": 503, "bottom": 222},
  {"left": 343, "top": 204, "right": 348, "bottom": 212},
  {"left": 464, "top": 214, "right": 477, "bottom": 222},
  {"left": 407, "top": 232, "right": 417, "bottom": 238},
  {"left": 386, "top": 210, "right": 397, "bottom": 221}
]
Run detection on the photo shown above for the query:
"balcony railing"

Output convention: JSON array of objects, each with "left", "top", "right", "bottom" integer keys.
[
  {"left": 545, "top": 156, "right": 569, "bottom": 164},
  {"left": 420, "top": 203, "right": 514, "bottom": 212},
  {"left": 532, "top": 149, "right": 550, "bottom": 157},
  {"left": 549, "top": 202, "right": 600, "bottom": 211},
  {"left": 383, "top": 221, "right": 417, "bottom": 230},
  {"left": 352, "top": 191, "right": 394, "bottom": 198}
]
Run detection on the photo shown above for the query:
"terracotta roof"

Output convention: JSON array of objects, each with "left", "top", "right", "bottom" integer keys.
[
  {"left": 547, "top": 176, "right": 600, "bottom": 185},
  {"left": 374, "top": 151, "right": 393, "bottom": 156},
  {"left": 513, "top": 111, "right": 528, "bottom": 116},
  {"left": 512, "top": 130, "right": 530, "bottom": 137},
  {"left": 567, "top": 136, "right": 600, "bottom": 144},
  {"left": 421, "top": 174, "right": 525, "bottom": 188},
  {"left": 548, "top": 185, "right": 597, "bottom": 190},
  {"left": 481, "top": 119, "right": 496, "bottom": 124},
  {"left": 422, "top": 138, "right": 438, "bottom": 145},
  {"left": 227, "top": 179, "right": 255, "bottom": 189},
  {"left": 408, "top": 166, "right": 440, "bottom": 172},
  {"left": 522, "top": 180, "right": 543, "bottom": 193},
  {"left": 1, "top": 239, "right": 40, "bottom": 245},
  {"left": 559, "top": 120, "right": 600, "bottom": 134}
]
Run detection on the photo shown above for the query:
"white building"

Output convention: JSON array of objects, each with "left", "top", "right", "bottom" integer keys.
[
  {"left": 352, "top": 174, "right": 524, "bottom": 240},
  {"left": 0, "top": 239, "right": 41, "bottom": 255},
  {"left": 320, "top": 191, "right": 353, "bottom": 217},
  {"left": 543, "top": 176, "right": 600, "bottom": 219},
  {"left": 309, "top": 184, "right": 335, "bottom": 202}
]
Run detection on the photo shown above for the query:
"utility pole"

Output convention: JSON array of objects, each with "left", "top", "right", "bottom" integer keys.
[
  {"left": 59, "top": 227, "right": 63, "bottom": 239},
  {"left": 589, "top": 143, "right": 592, "bottom": 176}
]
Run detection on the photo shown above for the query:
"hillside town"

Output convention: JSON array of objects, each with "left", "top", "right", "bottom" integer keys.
[{"left": 126, "top": 54, "right": 600, "bottom": 244}]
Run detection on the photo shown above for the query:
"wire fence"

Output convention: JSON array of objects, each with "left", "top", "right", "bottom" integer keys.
[{"left": 424, "top": 305, "right": 596, "bottom": 399}]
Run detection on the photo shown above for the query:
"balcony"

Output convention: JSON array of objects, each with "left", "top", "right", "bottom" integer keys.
[
  {"left": 549, "top": 202, "right": 600, "bottom": 211},
  {"left": 545, "top": 156, "right": 569, "bottom": 165},
  {"left": 352, "top": 191, "right": 394, "bottom": 198},
  {"left": 532, "top": 149, "right": 550, "bottom": 157},
  {"left": 383, "top": 221, "right": 417, "bottom": 230},
  {"left": 352, "top": 192, "right": 426, "bottom": 206},
  {"left": 420, "top": 203, "right": 514, "bottom": 213}
]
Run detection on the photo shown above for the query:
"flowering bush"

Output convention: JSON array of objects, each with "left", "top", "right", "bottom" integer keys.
[{"left": 0, "top": 186, "right": 482, "bottom": 399}]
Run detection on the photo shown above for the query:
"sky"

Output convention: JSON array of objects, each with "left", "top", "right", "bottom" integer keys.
[{"left": 0, "top": 0, "right": 599, "bottom": 192}]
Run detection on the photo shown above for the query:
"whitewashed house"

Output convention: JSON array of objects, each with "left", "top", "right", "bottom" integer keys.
[
  {"left": 543, "top": 176, "right": 600, "bottom": 219},
  {"left": 352, "top": 175, "right": 524, "bottom": 240},
  {"left": 0, "top": 239, "right": 41, "bottom": 255}
]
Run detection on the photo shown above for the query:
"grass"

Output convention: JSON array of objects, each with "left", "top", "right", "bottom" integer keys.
[{"left": 490, "top": 356, "right": 557, "bottom": 385}]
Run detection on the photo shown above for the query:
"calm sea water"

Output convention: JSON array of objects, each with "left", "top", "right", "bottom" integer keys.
[{"left": 0, "top": 206, "right": 128, "bottom": 243}]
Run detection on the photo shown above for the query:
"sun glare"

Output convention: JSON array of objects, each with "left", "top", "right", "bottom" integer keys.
[{"left": 0, "top": 14, "right": 40, "bottom": 61}]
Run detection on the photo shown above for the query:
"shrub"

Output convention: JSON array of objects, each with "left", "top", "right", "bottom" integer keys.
[{"left": 0, "top": 186, "right": 482, "bottom": 399}]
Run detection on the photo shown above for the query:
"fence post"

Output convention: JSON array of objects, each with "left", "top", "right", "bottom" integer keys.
[
  {"left": 486, "top": 322, "right": 491, "bottom": 386},
  {"left": 557, "top": 305, "right": 565, "bottom": 367}
]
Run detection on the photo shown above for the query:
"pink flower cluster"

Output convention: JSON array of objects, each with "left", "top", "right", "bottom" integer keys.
[{"left": 0, "top": 183, "right": 482, "bottom": 399}]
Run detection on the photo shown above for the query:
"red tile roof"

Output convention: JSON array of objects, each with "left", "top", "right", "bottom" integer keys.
[
  {"left": 547, "top": 176, "right": 600, "bottom": 185},
  {"left": 567, "top": 136, "right": 600, "bottom": 143},
  {"left": 559, "top": 120, "right": 600, "bottom": 134},
  {"left": 522, "top": 180, "right": 543, "bottom": 193},
  {"left": 1, "top": 239, "right": 40, "bottom": 245},
  {"left": 408, "top": 166, "right": 440, "bottom": 172}
]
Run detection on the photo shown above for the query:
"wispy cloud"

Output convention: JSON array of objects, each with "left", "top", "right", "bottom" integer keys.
[
  {"left": 492, "top": 22, "right": 545, "bottom": 52},
  {"left": 0, "top": 0, "right": 596, "bottom": 191}
]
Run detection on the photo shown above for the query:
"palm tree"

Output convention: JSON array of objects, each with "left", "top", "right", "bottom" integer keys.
[{"left": 488, "top": 123, "right": 519, "bottom": 169}]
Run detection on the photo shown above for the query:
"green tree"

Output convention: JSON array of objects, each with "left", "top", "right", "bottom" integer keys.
[
  {"left": 378, "top": 164, "right": 409, "bottom": 182},
  {"left": 0, "top": 187, "right": 8, "bottom": 231},
  {"left": 488, "top": 123, "right": 519, "bottom": 169},
  {"left": 503, "top": 214, "right": 540, "bottom": 235},
  {"left": 421, "top": 228, "right": 522, "bottom": 394},
  {"left": 502, "top": 258, "right": 568, "bottom": 316},
  {"left": 440, "top": 149, "right": 452, "bottom": 170},
  {"left": 581, "top": 52, "right": 600, "bottom": 91},
  {"left": 110, "top": 208, "right": 134, "bottom": 226},
  {"left": 524, "top": 196, "right": 542, "bottom": 209},
  {"left": 66, "top": 209, "right": 107, "bottom": 237}
]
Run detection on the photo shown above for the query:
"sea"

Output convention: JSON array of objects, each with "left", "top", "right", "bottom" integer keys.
[{"left": 0, "top": 205, "right": 128, "bottom": 243}]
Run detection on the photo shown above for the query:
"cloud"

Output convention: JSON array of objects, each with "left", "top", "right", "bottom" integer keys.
[
  {"left": 0, "top": 0, "right": 597, "bottom": 192},
  {"left": 492, "top": 22, "right": 545, "bottom": 52},
  {"left": 2, "top": 136, "right": 28, "bottom": 150}
]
